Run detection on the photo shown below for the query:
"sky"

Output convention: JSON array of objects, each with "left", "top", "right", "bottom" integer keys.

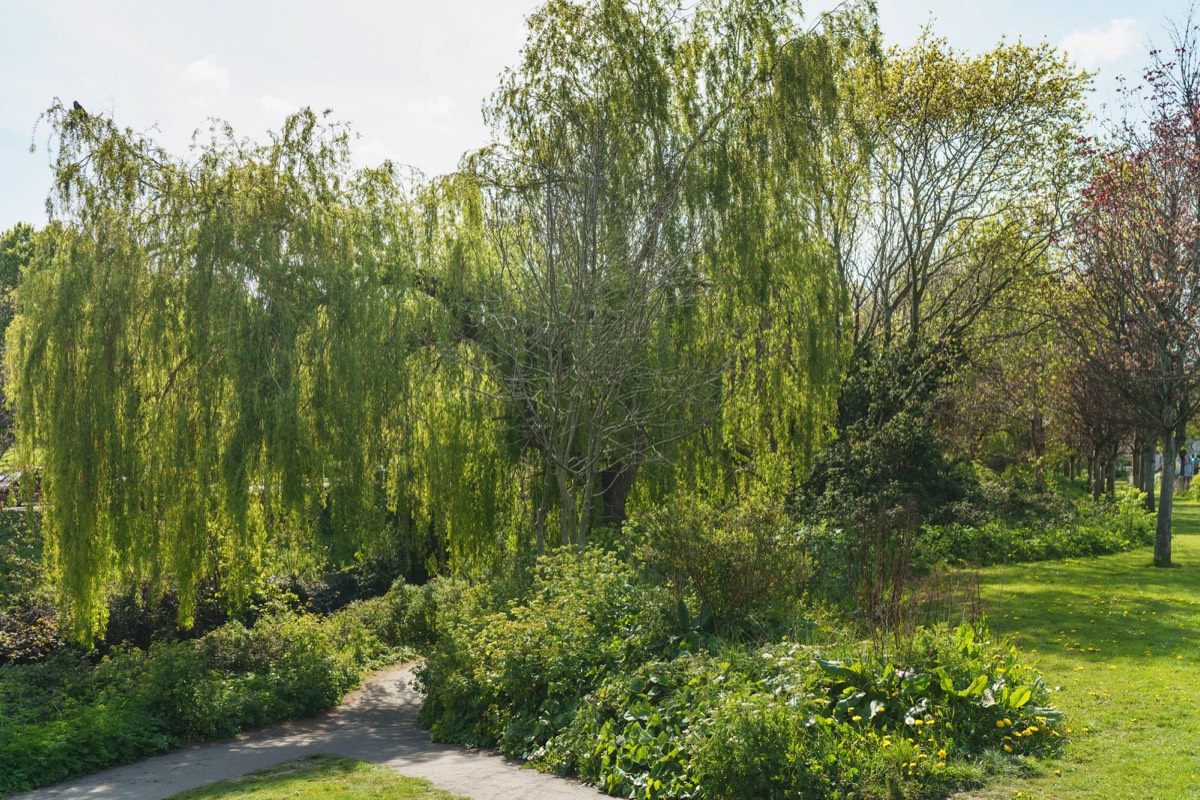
[{"left": 0, "top": 0, "right": 1191, "bottom": 231}]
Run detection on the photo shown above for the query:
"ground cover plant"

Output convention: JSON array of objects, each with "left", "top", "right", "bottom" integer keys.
[
  {"left": 0, "top": 581, "right": 435, "bottom": 795},
  {"left": 165, "top": 754, "right": 469, "bottom": 800},
  {"left": 418, "top": 547, "right": 1067, "bottom": 800}
]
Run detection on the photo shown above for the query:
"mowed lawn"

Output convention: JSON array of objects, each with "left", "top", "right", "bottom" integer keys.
[
  {"left": 167, "top": 755, "right": 469, "bottom": 800},
  {"left": 956, "top": 501, "right": 1200, "bottom": 800}
]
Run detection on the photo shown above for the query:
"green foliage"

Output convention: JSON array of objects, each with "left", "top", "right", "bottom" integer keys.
[
  {"left": 417, "top": 549, "right": 672, "bottom": 755},
  {"left": 921, "top": 489, "right": 1154, "bottom": 567},
  {"left": 0, "top": 581, "right": 426, "bottom": 795},
  {"left": 635, "top": 492, "right": 810, "bottom": 635},
  {"left": 799, "top": 342, "right": 975, "bottom": 526},
  {"left": 419, "top": 546, "right": 1064, "bottom": 800}
]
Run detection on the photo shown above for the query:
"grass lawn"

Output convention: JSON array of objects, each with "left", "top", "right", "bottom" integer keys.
[
  {"left": 166, "top": 754, "right": 469, "bottom": 800},
  {"left": 955, "top": 501, "right": 1200, "bottom": 800}
]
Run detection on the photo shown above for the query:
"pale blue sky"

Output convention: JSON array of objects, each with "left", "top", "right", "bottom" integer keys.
[{"left": 0, "top": 1, "right": 1188, "bottom": 230}]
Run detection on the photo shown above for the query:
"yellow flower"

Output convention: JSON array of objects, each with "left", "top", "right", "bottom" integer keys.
[
  {"left": 852, "top": 715, "right": 862, "bottom": 722},
  {"left": 938, "top": 749, "right": 947, "bottom": 759},
  {"left": 1003, "top": 744, "right": 1013, "bottom": 753}
]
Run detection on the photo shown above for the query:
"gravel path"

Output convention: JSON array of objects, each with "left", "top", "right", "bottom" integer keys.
[{"left": 9, "top": 662, "right": 603, "bottom": 800}]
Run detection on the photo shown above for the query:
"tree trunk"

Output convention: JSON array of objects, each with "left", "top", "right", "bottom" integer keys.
[
  {"left": 1156, "top": 427, "right": 1176, "bottom": 567},
  {"left": 1030, "top": 410, "right": 1046, "bottom": 491},
  {"left": 1132, "top": 433, "right": 1144, "bottom": 490},
  {"left": 533, "top": 457, "right": 554, "bottom": 556},
  {"left": 1092, "top": 449, "right": 1103, "bottom": 502},
  {"left": 1143, "top": 432, "right": 1158, "bottom": 513},
  {"left": 600, "top": 460, "right": 637, "bottom": 529},
  {"left": 557, "top": 466, "right": 577, "bottom": 548},
  {"left": 1106, "top": 442, "right": 1117, "bottom": 498},
  {"left": 577, "top": 469, "right": 596, "bottom": 552}
]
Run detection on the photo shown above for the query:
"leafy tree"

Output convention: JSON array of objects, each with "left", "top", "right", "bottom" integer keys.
[
  {"left": 1065, "top": 124, "right": 1200, "bottom": 567},
  {"left": 845, "top": 34, "right": 1088, "bottom": 354},
  {"left": 7, "top": 106, "right": 429, "bottom": 639},
  {"left": 456, "top": 0, "right": 877, "bottom": 549}
]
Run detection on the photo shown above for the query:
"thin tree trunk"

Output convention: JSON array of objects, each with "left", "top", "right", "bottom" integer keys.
[
  {"left": 533, "top": 457, "right": 554, "bottom": 556},
  {"left": 577, "top": 468, "right": 596, "bottom": 552},
  {"left": 1143, "top": 431, "right": 1158, "bottom": 513},
  {"left": 1132, "top": 433, "right": 1144, "bottom": 490},
  {"left": 1031, "top": 410, "right": 1046, "bottom": 491},
  {"left": 1156, "top": 427, "right": 1176, "bottom": 567},
  {"left": 1106, "top": 442, "right": 1117, "bottom": 498},
  {"left": 557, "top": 466, "right": 577, "bottom": 548}
]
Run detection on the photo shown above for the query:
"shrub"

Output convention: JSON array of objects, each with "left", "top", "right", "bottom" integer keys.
[
  {"left": 921, "top": 490, "right": 1154, "bottom": 567},
  {"left": 635, "top": 492, "right": 810, "bottom": 636},
  {"left": 417, "top": 548, "right": 672, "bottom": 757},
  {"left": 418, "top": 541, "right": 1065, "bottom": 800}
]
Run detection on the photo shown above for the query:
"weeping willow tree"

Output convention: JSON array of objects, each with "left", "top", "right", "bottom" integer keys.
[
  {"left": 6, "top": 105, "right": 445, "bottom": 640},
  {"left": 453, "top": 0, "right": 877, "bottom": 549}
]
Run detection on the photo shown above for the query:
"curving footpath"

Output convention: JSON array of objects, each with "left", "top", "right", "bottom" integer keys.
[{"left": 10, "top": 662, "right": 603, "bottom": 800}]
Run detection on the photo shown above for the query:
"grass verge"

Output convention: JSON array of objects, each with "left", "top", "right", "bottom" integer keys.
[
  {"left": 955, "top": 501, "right": 1200, "bottom": 799},
  {"left": 165, "top": 754, "right": 469, "bottom": 800}
]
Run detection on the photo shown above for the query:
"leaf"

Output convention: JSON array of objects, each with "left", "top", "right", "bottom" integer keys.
[{"left": 957, "top": 674, "right": 989, "bottom": 698}]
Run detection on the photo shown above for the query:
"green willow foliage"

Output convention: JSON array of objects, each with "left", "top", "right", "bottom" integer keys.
[
  {"left": 10, "top": 0, "right": 873, "bottom": 638},
  {"left": 8, "top": 107, "right": 512, "bottom": 640}
]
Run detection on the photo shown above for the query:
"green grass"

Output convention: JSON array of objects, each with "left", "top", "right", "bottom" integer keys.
[
  {"left": 165, "top": 754, "right": 469, "bottom": 800},
  {"left": 955, "top": 501, "right": 1200, "bottom": 800}
]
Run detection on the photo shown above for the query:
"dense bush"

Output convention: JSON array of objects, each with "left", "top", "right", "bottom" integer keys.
[
  {"left": 0, "top": 582, "right": 428, "bottom": 795},
  {"left": 798, "top": 342, "right": 975, "bottom": 527},
  {"left": 417, "top": 549, "right": 672, "bottom": 756},
  {"left": 419, "top": 550, "right": 1065, "bottom": 799},
  {"left": 798, "top": 482, "right": 1154, "bottom": 607},
  {"left": 922, "top": 489, "right": 1154, "bottom": 566},
  {"left": 635, "top": 493, "right": 810, "bottom": 636}
]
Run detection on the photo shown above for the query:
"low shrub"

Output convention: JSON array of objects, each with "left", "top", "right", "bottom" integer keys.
[
  {"left": 635, "top": 492, "right": 810, "bottom": 636},
  {"left": 417, "top": 548, "right": 672, "bottom": 757},
  {"left": 419, "top": 548, "right": 1065, "bottom": 800},
  {"left": 922, "top": 489, "right": 1154, "bottom": 566}
]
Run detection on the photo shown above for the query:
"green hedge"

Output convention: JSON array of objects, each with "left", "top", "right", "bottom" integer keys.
[{"left": 922, "top": 490, "right": 1154, "bottom": 566}]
